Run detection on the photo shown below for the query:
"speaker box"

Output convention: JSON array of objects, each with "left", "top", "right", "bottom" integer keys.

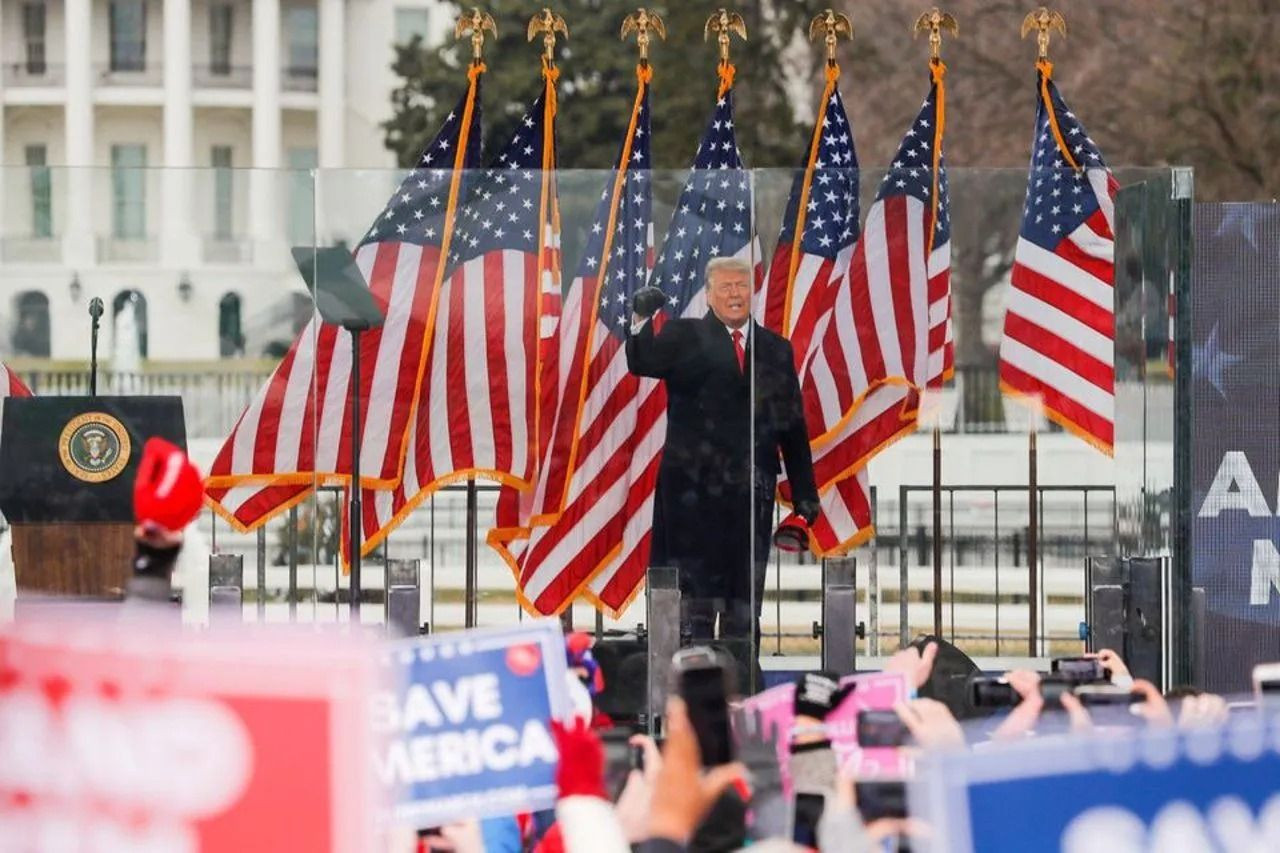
[{"left": 592, "top": 633, "right": 648, "bottom": 726}]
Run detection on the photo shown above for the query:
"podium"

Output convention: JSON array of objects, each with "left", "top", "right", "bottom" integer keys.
[{"left": 0, "top": 396, "right": 186, "bottom": 597}]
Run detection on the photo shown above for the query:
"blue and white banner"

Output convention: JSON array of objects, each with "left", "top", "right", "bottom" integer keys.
[
  {"left": 913, "top": 716, "right": 1280, "bottom": 852},
  {"left": 1192, "top": 203, "right": 1280, "bottom": 691},
  {"left": 372, "top": 621, "right": 570, "bottom": 828}
]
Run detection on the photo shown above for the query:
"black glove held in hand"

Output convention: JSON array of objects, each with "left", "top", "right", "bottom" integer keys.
[
  {"left": 795, "top": 499, "right": 821, "bottom": 526},
  {"left": 630, "top": 286, "right": 667, "bottom": 320},
  {"left": 794, "top": 670, "right": 854, "bottom": 721}
]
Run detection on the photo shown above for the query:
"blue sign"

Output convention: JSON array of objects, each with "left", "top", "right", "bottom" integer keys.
[
  {"left": 372, "top": 621, "right": 570, "bottom": 828},
  {"left": 914, "top": 715, "right": 1280, "bottom": 852}
]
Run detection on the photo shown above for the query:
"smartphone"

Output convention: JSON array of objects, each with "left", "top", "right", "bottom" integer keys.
[
  {"left": 1253, "top": 663, "right": 1280, "bottom": 707},
  {"left": 792, "top": 792, "right": 825, "bottom": 847},
  {"left": 672, "top": 647, "right": 735, "bottom": 767},
  {"left": 1052, "top": 656, "right": 1108, "bottom": 684},
  {"left": 968, "top": 676, "right": 1019, "bottom": 709},
  {"left": 630, "top": 742, "right": 646, "bottom": 773},
  {"left": 1075, "top": 684, "right": 1143, "bottom": 706},
  {"left": 857, "top": 709, "right": 911, "bottom": 747},
  {"left": 856, "top": 781, "right": 908, "bottom": 822},
  {"left": 600, "top": 730, "right": 635, "bottom": 800}
]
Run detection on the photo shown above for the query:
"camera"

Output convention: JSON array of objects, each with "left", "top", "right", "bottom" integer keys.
[{"left": 1051, "top": 656, "right": 1109, "bottom": 684}]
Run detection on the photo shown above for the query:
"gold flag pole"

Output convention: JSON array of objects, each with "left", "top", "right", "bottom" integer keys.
[
  {"left": 621, "top": 7, "right": 666, "bottom": 68},
  {"left": 1019, "top": 6, "right": 1066, "bottom": 657},
  {"left": 454, "top": 7, "right": 497, "bottom": 67},
  {"left": 527, "top": 8, "right": 569, "bottom": 67},
  {"left": 809, "top": 9, "right": 852, "bottom": 69},
  {"left": 704, "top": 8, "right": 747, "bottom": 94},
  {"left": 914, "top": 7, "right": 957, "bottom": 643},
  {"left": 1021, "top": 6, "right": 1066, "bottom": 62}
]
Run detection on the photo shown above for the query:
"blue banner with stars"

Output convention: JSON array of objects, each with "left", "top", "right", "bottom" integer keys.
[{"left": 1192, "top": 203, "right": 1280, "bottom": 692}]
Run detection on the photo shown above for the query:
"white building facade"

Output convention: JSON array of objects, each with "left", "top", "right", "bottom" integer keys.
[{"left": 0, "top": 0, "right": 450, "bottom": 365}]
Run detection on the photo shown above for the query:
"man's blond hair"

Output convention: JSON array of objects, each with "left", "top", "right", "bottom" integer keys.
[{"left": 704, "top": 256, "right": 752, "bottom": 288}]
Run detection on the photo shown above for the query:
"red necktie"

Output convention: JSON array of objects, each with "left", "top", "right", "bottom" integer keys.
[{"left": 731, "top": 329, "right": 745, "bottom": 373}]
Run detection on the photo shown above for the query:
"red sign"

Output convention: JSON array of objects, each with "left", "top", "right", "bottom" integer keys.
[{"left": 0, "top": 615, "right": 379, "bottom": 851}]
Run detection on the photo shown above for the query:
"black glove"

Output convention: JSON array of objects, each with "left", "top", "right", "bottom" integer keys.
[
  {"left": 630, "top": 286, "right": 667, "bottom": 320},
  {"left": 794, "top": 670, "right": 854, "bottom": 721},
  {"left": 795, "top": 499, "right": 821, "bottom": 526}
]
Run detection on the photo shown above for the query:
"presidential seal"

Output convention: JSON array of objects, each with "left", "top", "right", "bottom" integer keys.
[{"left": 59, "top": 412, "right": 131, "bottom": 483}]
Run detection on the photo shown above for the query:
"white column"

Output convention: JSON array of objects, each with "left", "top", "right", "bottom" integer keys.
[
  {"left": 250, "top": 0, "right": 282, "bottom": 256},
  {"left": 318, "top": 0, "right": 345, "bottom": 169},
  {"left": 162, "top": 0, "right": 196, "bottom": 266},
  {"left": 64, "top": 0, "right": 95, "bottom": 266}
]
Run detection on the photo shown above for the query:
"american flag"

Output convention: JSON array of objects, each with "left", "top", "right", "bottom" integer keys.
[
  {"left": 490, "top": 70, "right": 655, "bottom": 615},
  {"left": 760, "top": 75, "right": 867, "bottom": 552},
  {"left": 0, "top": 363, "right": 32, "bottom": 451},
  {"left": 354, "top": 80, "right": 561, "bottom": 556},
  {"left": 585, "top": 83, "right": 758, "bottom": 613},
  {"left": 800, "top": 71, "right": 952, "bottom": 555},
  {"left": 205, "top": 74, "right": 484, "bottom": 530},
  {"left": 998, "top": 64, "right": 1117, "bottom": 454}
]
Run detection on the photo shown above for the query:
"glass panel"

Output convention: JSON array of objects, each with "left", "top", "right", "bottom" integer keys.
[
  {"left": 212, "top": 146, "right": 234, "bottom": 240},
  {"left": 108, "top": 0, "right": 146, "bottom": 72},
  {"left": 394, "top": 7, "right": 431, "bottom": 46},
  {"left": 209, "top": 3, "right": 234, "bottom": 75},
  {"left": 110, "top": 145, "right": 147, "bottom": 240},
  {"left": 24, "top": 145, "right": 52, "bottom": 240},
  {"left": 21, "top": 2, "right": 46, "bottom": 74},
  {"left": 285, "top": 7, "right": 318, "bottom": 80},
  {"left": 287, "top": 148, "right": 317, "bottom": 248}
]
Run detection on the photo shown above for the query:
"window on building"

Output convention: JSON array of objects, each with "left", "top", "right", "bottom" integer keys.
[
  {"left": 285, "top": 7, "right": 319, "bottom": 81},
  {"left": 394, "top": 7, "right": 431, "bottom": 46},
  {"left": 209, "top": 3, "right": 234, "bottom": 75},
  {"left": 22, "top": 2, "right": 47, "bottom": 75},
  {"left": 12, "top": 291, "right": 51, "bottom": 357},
  {"left": 109, "top": 0, "right": 147, "bottom": 72},
  {"left": 218, "top": 292, "right": 244, "bottom": 357},
  {"left": 111, "top": 144, "right": 147, "bottom": 240},
  {"left": 287, "top": 147, "right": 317, "bottom": 248},
  {"left": 25, "top": 145, "right": 51, "bottom": 239},
  {"left": 212, "top": 145, "right": 233, "bottom": 240}
]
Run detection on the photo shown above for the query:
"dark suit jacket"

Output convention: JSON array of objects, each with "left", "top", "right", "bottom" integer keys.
[{"left": 626, "top": 311, "right": 818, "bottom": 574}]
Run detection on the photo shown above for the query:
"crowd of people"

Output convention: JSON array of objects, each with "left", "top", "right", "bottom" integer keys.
[{"left": 396, "top": 634, "right": 1263, "bottom": 853}]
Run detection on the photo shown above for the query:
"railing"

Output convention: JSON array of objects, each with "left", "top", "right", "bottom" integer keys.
[
  {"left": 95, "top": 63, "right": 164, "bottom": 86},
  {"left": 20, "top": 369, "right": 273, "bottom": 439},
  {"left": 96, "top": 236, "right": 158, "bottom": 263},
  {"left": 0, "top": 236, "right": 60, "bottom": 263},
  {"left": 2, "top": 62, "right": 64, "bottom": 87},
  {"left": 282, "top": 66, "right": 318, "bottom": 93},
  {"left": 192, "top": 64, "right": 253, "bottom": 89},
  {"left": 202, "top": 236, "right": 254, "bottom": 264}
]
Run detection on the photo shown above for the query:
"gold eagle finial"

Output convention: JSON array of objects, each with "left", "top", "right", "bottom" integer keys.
[
  {"left": 1021, "top": 7, "right": 1066, "bottom": 61},
  {"left": 620, "top": 8, "right": 666, "bottom": 64},
  {"left": 454, "top": 8, "right": 497, "bottom": 65},
  {"left": 808, "top": 10, "right": 853, "bottom": 65},
  {"left": 527, "top": 8, "right": 569, "bottom": 63},
  {"left": 704, "top": 9, "right": 748, "bottom": 65},
  {"left": 913, "top": 8, "right": 958, "bottom": 61}
]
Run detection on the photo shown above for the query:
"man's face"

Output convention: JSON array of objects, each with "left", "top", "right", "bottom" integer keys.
[{"left": 706, "top": 267, "right": 751, "bottom": 328}]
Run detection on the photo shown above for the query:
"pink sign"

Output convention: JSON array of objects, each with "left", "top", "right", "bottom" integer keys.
[{"left": 735, "top": 671, "right": 910, "bottom": 792}]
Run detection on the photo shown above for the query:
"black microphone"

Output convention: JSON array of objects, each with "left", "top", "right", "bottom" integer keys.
[{"left": 89, "top": 298, "right": 103, "bottom": 396}]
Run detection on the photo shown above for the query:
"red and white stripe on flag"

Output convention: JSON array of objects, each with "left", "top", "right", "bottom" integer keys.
[
  {"left": 204, "top": 73, "right": 485, "bottom": 531},
  {"left": 998, "top": 63, "right": 1117, "bottom": 455}
]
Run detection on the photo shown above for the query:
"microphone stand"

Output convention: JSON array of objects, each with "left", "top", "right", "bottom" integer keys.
[{"left": 88, "top": 297, "right": 104, "bottom": 397}]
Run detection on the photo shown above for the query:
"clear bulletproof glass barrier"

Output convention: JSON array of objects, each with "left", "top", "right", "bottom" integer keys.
[{"left": 0, "top": 163, "right": 1187, "bottom": 686}]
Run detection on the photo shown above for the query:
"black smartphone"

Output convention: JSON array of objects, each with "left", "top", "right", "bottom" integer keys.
[
  {"left": 856, "top": 781, "right": 908, "bottom": 822},
  {"left": 630, "top": 742, "right": 646, "bottom": 773},
  {"left": 968, "top": 676, "right": 1020, "bottom": 709},
  {"left": 792, "top": 792, "right": 826, "bottom": 847},
  {"left": 1075, "top": 684, "right": 1143, "bottom": 706},
  {"left": 601, "top": 730, "right": 635, "bottom": 800},
  {"left": 1052, "top": 656, "right": 1108, "bottom": 684},
  {"left": 672, "top": 647, "right": 735, "bottom": 766},
  {"left": 857, "top": 709, "right": 911, "bottom": 747}
]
